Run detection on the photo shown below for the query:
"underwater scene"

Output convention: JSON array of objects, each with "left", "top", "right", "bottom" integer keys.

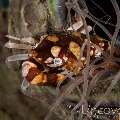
[{"left": 0, "top": 0, "right": 120, "bottom": 120}]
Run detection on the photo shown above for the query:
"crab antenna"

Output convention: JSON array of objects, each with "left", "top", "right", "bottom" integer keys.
[
  {"left": 6, "top": 35, "right": 35, "bottom": 44},
  {"left": 6, "top": 54, "right": 32, "bottom": 62},
  {"left": 5, "top": 42, "right": 34, "bottom": 49}
]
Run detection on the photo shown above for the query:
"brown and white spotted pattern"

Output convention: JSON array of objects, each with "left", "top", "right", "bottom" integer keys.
[{"left": 5, "top": 32, "right": 109, "bottom": 86}]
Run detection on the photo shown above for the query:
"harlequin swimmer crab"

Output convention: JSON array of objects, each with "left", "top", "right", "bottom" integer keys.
[{"left": 5, "top": 22, "right": 109, "bottom": 90}]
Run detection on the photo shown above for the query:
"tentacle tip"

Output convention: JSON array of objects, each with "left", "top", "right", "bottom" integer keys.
[
  {"left": 4, "top": 42, "right": 12, "bottom": 48},
  {"left": 5, "top": 35, "right": 9, "bottom": 38}
]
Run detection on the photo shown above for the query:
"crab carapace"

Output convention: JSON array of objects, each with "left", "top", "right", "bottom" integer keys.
[{"left": 20, "top": 32, "right": 109, "bottom": 86}]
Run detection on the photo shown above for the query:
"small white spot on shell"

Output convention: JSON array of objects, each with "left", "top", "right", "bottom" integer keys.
[
  {"left": 44, "top": 57, "right": 53, "bottom": 63},
  {"left": 95, "top": 49, "right": 102, "bottom": 57},
  {"left": 81, "top": 57, "right": 86, "bottom": 61}
]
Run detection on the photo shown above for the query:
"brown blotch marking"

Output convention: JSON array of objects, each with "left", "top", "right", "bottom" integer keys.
[
  {"left": 47, "top": 73, "right": 58, "bottom": 85},
  {"left": 47, "top": 35, "right": 59, "bottom": 42},
  {"left": 26, "top": 67, "right": 41, "bottom": 82},
  {"left": 47, "top": 73, "right": 65, "bottom": 85},
  {"left": 72, "top": 31, "right": 81, "bottom": 38},
  {"left": 64, "top": 53, "right": 78, "bottom": 71},
  {"left": 31, "top": 50, "right": 38, "bottom": 58}
]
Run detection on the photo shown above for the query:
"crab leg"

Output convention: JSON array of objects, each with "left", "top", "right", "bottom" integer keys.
[
  {"left": 6, "top": 35, "right": 35, "bottom": 44},
  {"left": 6, "top": 54, "right": 31, "bottom": 62},
  {"left": 5, "top": 42, "right": 34, "bottom": 49}
]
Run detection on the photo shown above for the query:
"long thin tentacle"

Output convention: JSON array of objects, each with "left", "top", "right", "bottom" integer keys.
[
  {"left": 6, "top": 35, "right": 35, "bottom": 44},
  {"left": 5, "top": 42, "right": 33, "bottom": 49},
  {"left": 6, "top": 54, "right": 31, "bottom": 62}
]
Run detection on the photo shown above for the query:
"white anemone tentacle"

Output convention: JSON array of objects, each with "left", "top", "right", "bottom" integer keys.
[
  {"left": 5, "top": 42, "right": 34, "bottom": 49},
  {"left": 6, "top": 35, "right": 35, "bottom": 44},
  {"left": 81, "top": 25, "right": 92, "bottom": 34},
  {"left": 6, "top": 54, "right": 32, "bottom": 62},
  {"left": 67, "top": 21, "right": 83, "bottom": 31},
  {"left": 67, "top": 20, "right": 92, "bottom": 34}
]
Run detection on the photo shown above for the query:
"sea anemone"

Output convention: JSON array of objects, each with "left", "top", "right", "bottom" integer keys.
[{"left": 5, "top": 0, "right": 120, "bottom": 120}]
